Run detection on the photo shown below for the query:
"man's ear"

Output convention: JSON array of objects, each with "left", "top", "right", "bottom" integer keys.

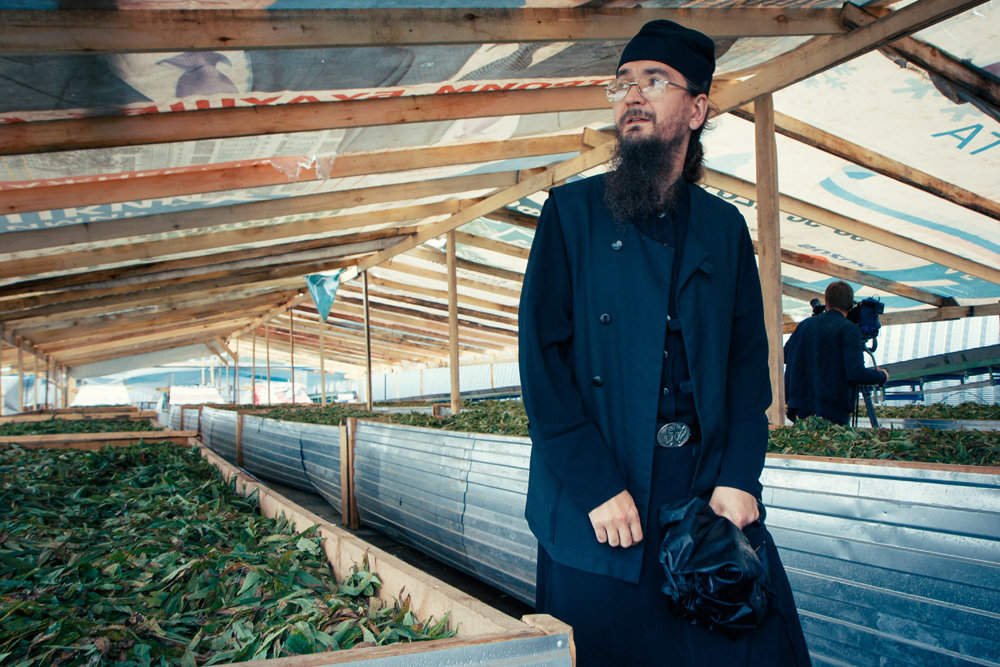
[{"left": 689, "top": 93, "right": 709, "bottom": 130}]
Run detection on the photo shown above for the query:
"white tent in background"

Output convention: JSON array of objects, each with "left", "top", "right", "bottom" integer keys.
[{"left": 70, "top": 383, "right": 130, "bottom": 407}]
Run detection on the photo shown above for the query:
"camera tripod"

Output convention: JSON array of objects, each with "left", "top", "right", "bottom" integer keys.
[{"left": 852, "top": 349, "right": 881, "bottom": 428}]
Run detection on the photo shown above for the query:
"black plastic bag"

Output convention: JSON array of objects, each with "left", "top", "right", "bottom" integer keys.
[{"left": 657, "top": 496, "right": 770, "bottom": 632}]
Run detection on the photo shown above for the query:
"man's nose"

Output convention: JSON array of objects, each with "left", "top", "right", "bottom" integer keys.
[{"left": 622, "top": 82, "right": 646, "bottom": 103}]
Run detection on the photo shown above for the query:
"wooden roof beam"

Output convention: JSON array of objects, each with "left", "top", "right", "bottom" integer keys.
[
  {"left": 4, "top": 133, "right": 588, "bottom": 216},
  {"left": 0, "top": 86, "right": 608, "bottom": 156},
  {"left": 843, "top": 4, "right": 1000, "bottom": 116},
  {"left": 711, "top": 0, "right": 988, "bottom": 113},
  {"left": 376, "top": 258, "right": 523, "bottom": 300},
  {"left": 783, "top": 301, "right": 1000, "bottom": 333},
  {"left": 366, "top": 275, "right": 518, "bottom": 316},
  {"left": 0, "top": 8, "right": 843, "bottom": 55},
  {"left": 703, "top": 168, "right": 1000, "bottom": 287},
  {"left": 752, "top": 242, "right": 959, "bottom": 307},
  {"left": 2, "top": 171, "right": 515, "bottom": 256},
  {"left": 730, "top": 106, "right": 1000, "bottom": 224}
]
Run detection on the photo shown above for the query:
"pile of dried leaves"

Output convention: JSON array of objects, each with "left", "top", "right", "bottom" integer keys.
[
  {"left": 0, "top": 418, "right": 161, "bottom": 437},
  {"left": 863, "top": 401, "right": 1000, "bottom": 421},
  {"left": 0, "top": 442, "right": 453, "bottom": 665}
]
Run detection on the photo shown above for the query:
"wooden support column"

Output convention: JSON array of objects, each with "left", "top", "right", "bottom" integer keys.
[
  {"left": 362, "top": 271, "right": 374, "bottom": 412},
  {"left": 16, "top": 338, "right": 24, "bottom": 413},
  {"left": 447, "top": 230, "right": 461, "bottom": 415},
  {"left": 289, "top": 308, "right": 296, "bottom": 404},
  {"left": 265, "top": 324, "right": 272, "bottom": 406},
  {"left": 33, "top": 354, "right": 39, "bottom": 411},
  {"left": 234, "top": 338, "right": 239, "bottom": 405},
  {"left": 251, "top": 329, "right": 257, "bottom": 406},
  {"left": 754, "top": 93, "right": 785, "bottom": 426},
  {"left": 319, "top": 316, "right": 327, "bottom": 406},
  {"left": 62, "top": 366, "right": 68, "bottom": 408},
  {"left": 44, "top": 356, "right": 51, "bottom": 409}
]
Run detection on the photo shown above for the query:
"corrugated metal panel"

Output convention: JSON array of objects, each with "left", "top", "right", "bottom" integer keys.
[
  {"left": 239, "top": 415, "right": 313, "bottom": 492},
  {"left": 351, "top": 423, "right": 999, "bottom": 663},
  {"left": 354, "top": 422, "right": 536, "bottom": 605},
  {"left": 200, "top": 407, "right": 238, "bottom": 464},
  {"left": 297, "top": 421, "right": 342, "bottom": 516},
  {"left": 180, "top": 406, "right": 200, "bottom": 432},
  {"left": 167, "top": 405, "right": 182, "bottom": 430},
  {"left": 761, "top": 457, "right": 1000, "bottom": 666},
  {"left": 354, "top": 631, "right": 571, "bottom": 666},
  {"left": 354, "top": 422, "right": 472, "bottom": 576}
]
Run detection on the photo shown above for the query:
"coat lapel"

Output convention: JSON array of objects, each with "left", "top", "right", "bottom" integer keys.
[{"left": 677, "top": 185, "right": 714, "bottom": 293}]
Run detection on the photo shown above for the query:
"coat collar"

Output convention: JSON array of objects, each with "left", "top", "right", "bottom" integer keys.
[{"left": 676, "top": 183, "right": 714, "bottom": 292}]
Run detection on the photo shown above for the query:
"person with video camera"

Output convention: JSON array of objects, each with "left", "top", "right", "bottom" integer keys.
[{"left": 784, "top": 280, "right": 890, "bottom": 426}]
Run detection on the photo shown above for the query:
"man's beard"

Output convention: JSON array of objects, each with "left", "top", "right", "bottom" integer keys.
[{"left": 604, "top": 133, "right": 685, "bottom": 224}]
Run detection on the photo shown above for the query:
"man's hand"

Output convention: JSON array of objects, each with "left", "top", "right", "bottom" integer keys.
[
  {"left": 708, "top": 486, "right": 759, "bottom": 529},
  {"left": 588, "top": 490, "right": 643, "bottom": 548}
]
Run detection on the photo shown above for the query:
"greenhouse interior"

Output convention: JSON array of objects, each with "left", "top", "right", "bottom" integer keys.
[{"left": 1, "top": 1, "right": 998, "bottom": 666}]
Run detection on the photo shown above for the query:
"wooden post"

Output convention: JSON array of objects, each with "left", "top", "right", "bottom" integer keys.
[
  {"left": 33, "top": 353, "right": 39, "bottom": 411},
  {"left": 289, "top": 307, "right": 296, "bottom": 404},
  {"left": 339, "top": 421, "right": 352, "bottom": 526},
  {"left": 234, "top": 338, "right": 239, "bottom": 405},
  {"left": 754, "top": 93, "right": 786, "bottom": 426},
  {"left": 16, "top": 337, "right": 24, "bottom": 413},
  {"left": 265, "top": 324, "right": 272, "bottom": 406},
  {"left": 45, "top": 357, "right": 52, "bottom": 409},
  {"left": 0, "top": 339, "right": 4, "bottom": 416},
  {"left": 62, "top": 366, "right": 68, "bottom": 408},
  {"left": 251, "top": 328, "right": 257, "bottom": 406},
  {"left": 447, "top": 230, "right": 461, "bottom": 415},
  {"left": 362, "top": 271, "right": 373, "bottom": 412},
  {"left": 236, "top": 412, "right": 244, "bottom": 467},
  {"left": 319, "top": 316, "right": 327, "bottom": 406},
  {"left": 342, "top": 418, "right": 360, "bottom": 529}
]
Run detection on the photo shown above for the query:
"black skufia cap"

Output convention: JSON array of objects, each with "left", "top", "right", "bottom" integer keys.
[{"left": 617, "top": 20, "right": 716, "bottom": 94}]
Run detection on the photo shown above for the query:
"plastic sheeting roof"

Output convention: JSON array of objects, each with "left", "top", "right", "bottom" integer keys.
[{"left": 0, "top": 1, "right": 998, "bottom": 378}]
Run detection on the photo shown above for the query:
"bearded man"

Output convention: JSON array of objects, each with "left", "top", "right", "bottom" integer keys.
[{"left": 518, "top": 20, "right": 811, "bottom": 664}]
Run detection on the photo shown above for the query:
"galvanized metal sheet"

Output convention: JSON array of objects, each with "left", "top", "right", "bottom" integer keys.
[
  {"left": 763, "top": 457, "right": 1000, "bottom": 665},
  {"left": 239, "top": 415, "right": 313, "bottom": 492},
  {"left": 200, "top": 407, "right": 238, "bottom": 465},
  {"left": 297, "top": 421, "right": 342, "bottom": 514}
]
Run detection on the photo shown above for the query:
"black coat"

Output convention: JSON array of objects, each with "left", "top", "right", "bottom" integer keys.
[
  {"left": 784, "top": 309, "right": 886, "bottom": 424},
  {"left": 518, "top": 174, "right": 771, "bottom": 582}
]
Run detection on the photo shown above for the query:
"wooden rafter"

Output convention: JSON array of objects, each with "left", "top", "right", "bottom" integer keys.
[
  {"left": 730, "top": 106, "right": 1000, "bottom": 224},
  {"left": 703, "top": 169, "right": 1000, "bottom": 287},
  {"left": 3, "top": 134, "right": 588, "bottom": 216},
  {"left": 0, "top": 87, "right": 608, "bottom": 156},
  {"left": 1, "top": 172, "right": 514, "bottom": 256},
  {"left": 0, "top": 8, "right": 843, "bottom": 55}
]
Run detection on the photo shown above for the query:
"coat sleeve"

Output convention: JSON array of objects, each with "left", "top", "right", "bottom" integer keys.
[
  {"left": 518, "top": 195, "right": 627, "bottom": 514},
  {"left": 841, "top": 324, "right": 886, "bottom": 386},
  {"left": 715, "top": 223, "right": 771, "bottom": 498}
]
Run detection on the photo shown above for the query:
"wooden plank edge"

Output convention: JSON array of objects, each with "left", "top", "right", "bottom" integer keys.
[
  {"left": 196, "top": 443, "right": 535, "bottom": 639},
  {"left": 767, "top": 452, "right": 1000, "bottom": 475}
]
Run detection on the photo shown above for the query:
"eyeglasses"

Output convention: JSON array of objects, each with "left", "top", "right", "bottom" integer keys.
[{"left": 605, "top": 76, "right": 691, "bottom": 103}]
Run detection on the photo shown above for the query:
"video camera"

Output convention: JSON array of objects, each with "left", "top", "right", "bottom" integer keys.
[
  {"left": 846, "top": 296, "right": 884, "bottom": 351},
  {"left": 809, "top": 295, "right": 884, "bottom": 351}
]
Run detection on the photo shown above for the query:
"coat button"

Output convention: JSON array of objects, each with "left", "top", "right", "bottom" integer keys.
[
  {"left": 611, "top": 240, "right": 623, "bottom": 251},
  {"left": 593, "top": 376, "right": 603, "bottom": 387},
  {"left": 663, "top": 350, "right": 669, "bottom": 359},
  {"left": 599, "top": 313, "right": 611, "bottom": 325},
  {"left": 662, "top": 387, "right": 670, "bottom": 396}
]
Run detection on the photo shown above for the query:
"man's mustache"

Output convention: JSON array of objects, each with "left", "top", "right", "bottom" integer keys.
[{"left": 619, "top": 109, "right": 655, "bottom": 125}]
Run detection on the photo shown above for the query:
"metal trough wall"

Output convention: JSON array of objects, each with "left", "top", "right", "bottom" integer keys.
[
  {"left": 195, "top": 407, "right": 343, "bottom": 519},
  {"left": 761, "top": 457, "right": 1000, "bottom": 666},
  {"left": 352, "top": 421, "right": 999, "bottom": 665},
  {"left": 352, "top": 421, "right": 536, "bottom": 605}
]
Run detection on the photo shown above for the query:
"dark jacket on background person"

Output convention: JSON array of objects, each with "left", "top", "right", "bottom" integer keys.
[
  {"left": 517, "top": 173, "right": 770, "bottom": 582},
  {"left": 784, "top": 308, "right": 886, "bottom": 425}
]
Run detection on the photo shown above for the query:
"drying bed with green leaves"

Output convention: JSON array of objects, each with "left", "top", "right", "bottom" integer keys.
[
  {"left": 220, "top": 400, "right": 999, "bottom": 466},
  {"left": 0, "top": 442, "right": 453, "bottom": 666},
  {"left": 862, "top": 402, "right": 1000, "bottom": 421},
  {"left": 0, "top": 418, "right": 162, "bottom": 437},
  {"left": 768, "top": 416, "right": 999, "bottom": 466}
]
